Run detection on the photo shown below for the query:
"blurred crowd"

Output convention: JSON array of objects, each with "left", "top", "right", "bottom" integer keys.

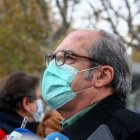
[{"left": 0, "top": 72, "right": 63, "bottom": 140}]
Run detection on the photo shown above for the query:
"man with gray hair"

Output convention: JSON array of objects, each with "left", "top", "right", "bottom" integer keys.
[{"left": 42, "top": 29, "right": 140, "bottom": 140}]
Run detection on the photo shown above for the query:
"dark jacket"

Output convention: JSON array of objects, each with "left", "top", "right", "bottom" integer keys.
[
  {"left": 0, "top": 109, "right": 39, "bottom": 134},
  {"left": 61, "top": 95, "right": 140, "bottom": 140}
]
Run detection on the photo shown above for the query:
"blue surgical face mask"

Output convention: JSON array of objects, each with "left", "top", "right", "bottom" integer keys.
[
  {"left": 41, "top": 60, "right": 77, "bottom": 109},
  {"left": 33, "top": 99, "right": 44, "bottom": 122},
  {"left": 41, "top": 60, "right": 98, "bottom": 110}
]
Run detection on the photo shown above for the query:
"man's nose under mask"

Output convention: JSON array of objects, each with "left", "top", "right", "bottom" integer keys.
[{"left": 41, "top": 60, "right": 97, "bottom": 109}]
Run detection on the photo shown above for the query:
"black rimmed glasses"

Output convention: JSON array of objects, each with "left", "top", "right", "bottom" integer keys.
[{"left": 45, "top": 50, "right": 100, "bottom": 66}]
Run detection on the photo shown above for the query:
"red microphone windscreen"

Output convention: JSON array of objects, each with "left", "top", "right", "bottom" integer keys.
[{"left": 0, "top": 129, "right": 6, "bottom": 140}]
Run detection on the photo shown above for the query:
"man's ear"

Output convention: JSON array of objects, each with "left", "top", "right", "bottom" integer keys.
[
  {"left": 22, "top": 96, "right": 31, "bottom": 112},
  {"left": 92, "top": 66, "right": 114, "bottom": 88}
]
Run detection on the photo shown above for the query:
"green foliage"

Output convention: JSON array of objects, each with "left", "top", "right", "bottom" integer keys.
[{"left": 0, "top": 0, "right": 51, "bottom": 76}]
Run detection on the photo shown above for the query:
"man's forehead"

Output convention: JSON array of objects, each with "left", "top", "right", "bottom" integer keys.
[
  {"left": 55, "top": 30, "right": 100, "bottom": 54},
  {"left": 64, "top": 30, "right": 99, "bottom": 42}
]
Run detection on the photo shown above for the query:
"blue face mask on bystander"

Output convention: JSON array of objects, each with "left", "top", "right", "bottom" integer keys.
[{"left": 33, "top": 99, "right": 44, "bottom": 122}]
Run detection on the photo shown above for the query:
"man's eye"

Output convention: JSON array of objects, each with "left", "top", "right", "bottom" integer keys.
[
  {"left": 66, "top": 54, "right": 75, "bottom": 60},
  {"left": 65, "top": 54, "right": 76, "bottom": 65}
]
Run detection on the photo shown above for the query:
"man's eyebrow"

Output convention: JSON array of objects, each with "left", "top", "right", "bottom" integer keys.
[
  {"left": 64, "top": 50, "right": 77, "bottom": 54},
  {"left": 57, "top": 49, "right": 76, "bottom": 55},
  {"left": 55, "top": 49, "right": 80, "bottom": 57},
  {"left": 63, "top": 49, "right": 74, "bottom": 53}
]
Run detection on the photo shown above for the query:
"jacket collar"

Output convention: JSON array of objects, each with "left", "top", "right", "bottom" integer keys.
[{"left": 62, "top": 95, "right": 125, "bottom": 140}]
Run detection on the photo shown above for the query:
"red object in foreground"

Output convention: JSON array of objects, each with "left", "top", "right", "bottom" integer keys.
[{"left": 0, "top": 129, "right": 6, "bottom": 140}]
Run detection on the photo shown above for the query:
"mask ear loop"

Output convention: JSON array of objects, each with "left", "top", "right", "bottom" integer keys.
[
  {"left": 21, "top": 116, "right": 28, "bottom": 129},
  {"left": 74, "top": 66, "right": 101, "bottom": 93},
  {"left": 78, "top": 66, "right": 99, "bottom": 73},
  {"left": 75, "top": 86, "right": 95, "bottom": 94}
]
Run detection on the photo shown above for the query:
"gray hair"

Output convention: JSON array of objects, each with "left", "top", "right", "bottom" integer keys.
[{"left": 88, "top": 30, "right": 132, "bottom": 102}]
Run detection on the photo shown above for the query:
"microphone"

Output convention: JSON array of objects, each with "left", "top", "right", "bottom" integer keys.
[
  {"left": 87, "top": 124, "right": 114, "bottom": 140},
  {"left": 0, "top": 128, "right": 6, "bottom": 140},
  {"left": 7, "top": 128, "right": 40, "bottom": 140},
  {"left": 44, "top": 132, "right": 70, "bottom": 140}
]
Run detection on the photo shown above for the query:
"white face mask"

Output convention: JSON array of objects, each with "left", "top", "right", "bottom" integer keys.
[{"left": 33, "top": 99, "right": 44, "bottom": 122}]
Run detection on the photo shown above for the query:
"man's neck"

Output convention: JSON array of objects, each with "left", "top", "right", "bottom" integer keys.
[{"left": 58, "top": 87, "right": 113, "bottom": 119}]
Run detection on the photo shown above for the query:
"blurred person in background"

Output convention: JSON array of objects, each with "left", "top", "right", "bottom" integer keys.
[
  {"left": 0, "top": 72, "right": 44, "bottom": 135},
  {"left": 37, "top": 110, "right": 63, "bottom": 138}
]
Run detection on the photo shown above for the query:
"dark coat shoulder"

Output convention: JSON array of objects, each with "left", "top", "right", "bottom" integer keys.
[{"left": 62, "top": 95, "right": 140, "bottom": 140}]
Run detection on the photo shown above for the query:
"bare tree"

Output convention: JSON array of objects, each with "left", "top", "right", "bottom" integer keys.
[
  {"left": 72, "top": 0, "right": 140, "bottom": 50},
  {"left": 44, "top": 0, "right": 80, "bottom": 50},
  {"left": 0, "top": 0, "right": 80, "bottom": 76}
]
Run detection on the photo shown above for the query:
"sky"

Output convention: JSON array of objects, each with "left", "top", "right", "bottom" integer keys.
[
  {"left": 48, "top": 0, "right": 140, "bottom": 54},
  {"left": 71, "top": 0, "right": 140, "bottom": 35}
]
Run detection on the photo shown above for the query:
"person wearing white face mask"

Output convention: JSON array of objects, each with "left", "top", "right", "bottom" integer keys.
[
  {"left": 42, "top": 29, "right": 140, "bottom": 140},
  {"left": 34, "top": 99, "right": 45, "bottom": 122},
  {"left": 0, "top": 72, "right": 44, "bottom": 135}
]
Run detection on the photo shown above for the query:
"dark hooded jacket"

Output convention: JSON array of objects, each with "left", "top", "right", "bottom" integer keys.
[{"left": 0, "top": 108, "right": 39, "bottom": 134}]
